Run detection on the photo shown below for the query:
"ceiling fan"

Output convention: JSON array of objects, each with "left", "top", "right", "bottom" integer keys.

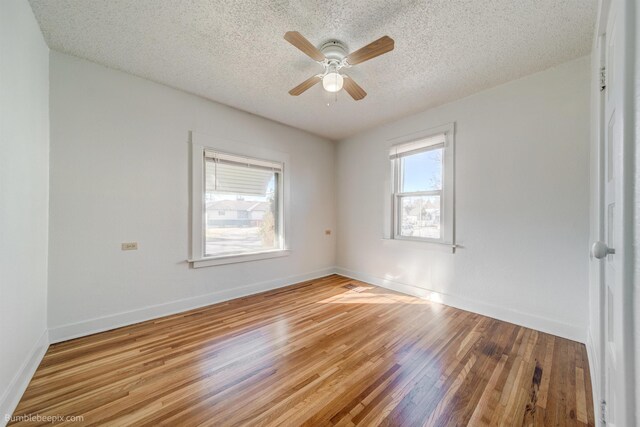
[{"left": 284, "top": 31, "right": 394, "bottom": 101}]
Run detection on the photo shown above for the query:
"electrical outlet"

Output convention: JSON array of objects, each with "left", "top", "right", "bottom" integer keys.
[
  {"left": 121, "top": 242, "right": 138, "bottom": 251},
  {"left": 325, "top": 229, "right": 332, "bottom": 235}
]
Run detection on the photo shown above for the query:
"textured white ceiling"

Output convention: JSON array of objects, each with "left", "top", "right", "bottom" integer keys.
[{"left": 29, "top": 0, "right": 596, "bottom": 140}]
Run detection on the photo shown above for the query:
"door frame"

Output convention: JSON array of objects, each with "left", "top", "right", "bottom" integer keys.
[{"left": 591, "top": 0, "right": 636, "bottom": 425}]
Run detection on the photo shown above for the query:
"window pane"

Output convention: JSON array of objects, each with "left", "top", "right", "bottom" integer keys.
[
  {"left": 399, "top": 195, "right": 441, "bottom": 239},
  {"left": 205, "top": 160, "right": 280, "bottom": 257},
  {"left": 401, "top": 148, "right": 442, "bottom": 192}
]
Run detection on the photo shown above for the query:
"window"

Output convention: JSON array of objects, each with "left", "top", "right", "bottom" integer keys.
[
  {"left": 389, "top": 125, "right": 454, "bottom": 244},
  {"left": 203, "top": 151, "right": 283, "bottom": 258},
  {"left": 190, "top": 133, "right": 289, "bottom": 267}
]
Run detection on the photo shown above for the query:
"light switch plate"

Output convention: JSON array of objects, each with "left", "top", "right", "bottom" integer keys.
[{"left": 121, "top": 242, "right": 138, "bottom": 250}]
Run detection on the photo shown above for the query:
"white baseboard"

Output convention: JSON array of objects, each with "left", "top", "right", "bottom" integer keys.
[
  {"left": 48, "top": 267, "right": 336, "bottom": 344},
  {"left": 335, "top": 267, "right": 586, "bottom": 343},
  {"left": 586, "top": 329, "right": 601, "bottom": 424},
  {"left": 0, "top": 330, "right": 49, "bottom": 426}
]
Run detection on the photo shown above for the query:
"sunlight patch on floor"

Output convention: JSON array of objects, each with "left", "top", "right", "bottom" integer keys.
[{"left": 318, "top": 288, "right": 429, "bottom": 305}]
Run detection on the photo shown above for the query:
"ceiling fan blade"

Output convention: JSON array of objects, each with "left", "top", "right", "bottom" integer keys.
[
  {"left": 345, "top": 36, "right": 394, "bottom": 65},
  {"left": 289, "top": 75, "right": 322, "bottom": 96},
  {"left": 343, "top": 76, "right": 367, "bottom": 100},
  {"left": 284, "top": 31, "right": 325, "bottom": 62}
]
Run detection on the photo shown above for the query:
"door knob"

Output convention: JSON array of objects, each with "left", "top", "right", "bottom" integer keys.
[{"left": 591, "top": 241, "right": 615, "bottom": 259}]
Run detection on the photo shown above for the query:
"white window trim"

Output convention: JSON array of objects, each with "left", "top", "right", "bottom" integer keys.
[
  {"left": 188, "top": 131, "right": 291, "bottom": 268},
  {"left": 384, "top": 123, "right": 456, "bottom": 251}
]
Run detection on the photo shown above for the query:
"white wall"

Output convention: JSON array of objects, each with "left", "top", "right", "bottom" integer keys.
[
  {"left": 0, "top": 0, "right": 50, "bottom": 420},
  {"left": 336, "top": 56, "right": 591, "bottom": 342},
  {"left": 47, "top": 52, "right": 336, "bottom": 341}
]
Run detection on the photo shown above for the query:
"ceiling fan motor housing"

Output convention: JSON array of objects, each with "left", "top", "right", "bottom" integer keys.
[{"left": 319, "top": 40, "right": 348, "bottom": 61}]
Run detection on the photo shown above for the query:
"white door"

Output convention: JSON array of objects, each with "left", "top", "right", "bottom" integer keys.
[{"left": 592, "top": 0, "right": 633, "bottom": 425}]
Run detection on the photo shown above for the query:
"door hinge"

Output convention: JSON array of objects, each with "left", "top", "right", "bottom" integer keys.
[
  {"left": 600, "top": 66, "right": 606, "bottom": 92},
  {"left": 600, "top": 399, "right": 607, "bottom": 425}
]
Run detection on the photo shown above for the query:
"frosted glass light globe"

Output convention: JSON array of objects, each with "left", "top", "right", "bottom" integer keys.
[{"left": 322, "top": 72, "right": 344, "bottom": 93}]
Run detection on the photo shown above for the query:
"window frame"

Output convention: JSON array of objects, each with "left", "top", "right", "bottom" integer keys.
[
  {"left": 189, "top": 132, "right": 290, "bottom": 268},
  {"left": 387, "top": 123, "right": 455, "bottom": 246}
]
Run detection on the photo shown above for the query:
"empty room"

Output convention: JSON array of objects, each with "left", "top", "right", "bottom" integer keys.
[{"left": 1, "top": 0, "right": 639, "bottom": 426}]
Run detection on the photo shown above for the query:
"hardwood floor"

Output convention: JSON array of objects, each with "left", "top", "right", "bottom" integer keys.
[{"left": 10, "top": 275, "right": 594, "bottom": 426}]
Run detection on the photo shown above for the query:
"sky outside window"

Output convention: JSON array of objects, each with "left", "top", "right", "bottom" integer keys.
[{"left": 401, "top": 148, "right": 442, "bottom": 192}]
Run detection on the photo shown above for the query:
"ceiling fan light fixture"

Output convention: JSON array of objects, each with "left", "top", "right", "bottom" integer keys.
[
  {"left": 285, "top": 32, "right": 393, "bottom": 100},
  {"left": 322, "top": 72, "right": 343, "bottom": 93}
]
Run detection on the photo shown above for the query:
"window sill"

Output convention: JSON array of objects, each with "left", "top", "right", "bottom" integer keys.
[
  {"left": 189, "top": 249, "right": 291, "bottom": 268},
  {"left": 382, "top": 237, "right": 457, "bottom": 252}
]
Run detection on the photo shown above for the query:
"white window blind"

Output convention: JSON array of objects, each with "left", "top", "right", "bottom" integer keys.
[
  {"left": 389, "top": 133, "right": 446, "bottom": 160},
  {"left": 204, "top": 151, "right": 282, "bottom": 196}
]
